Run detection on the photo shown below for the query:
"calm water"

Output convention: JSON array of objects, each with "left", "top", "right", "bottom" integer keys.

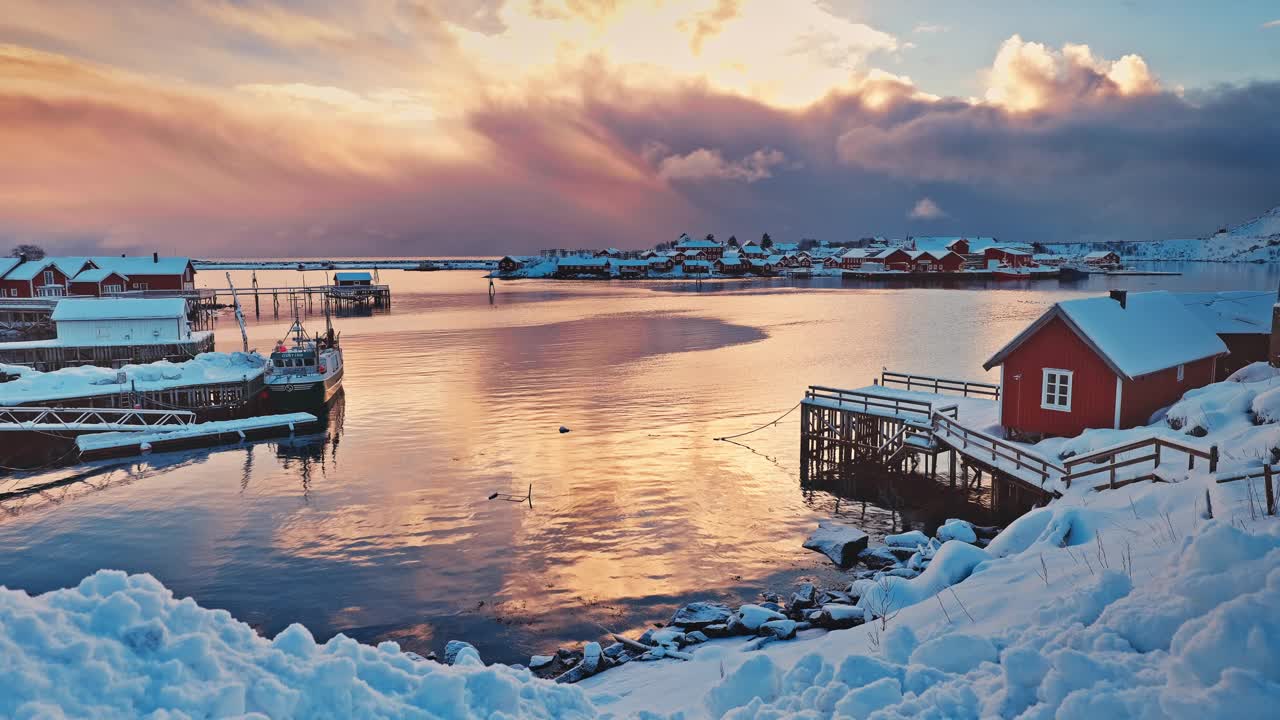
[{"left": 1, "top": 262, "right": 1275, "bottom": 663}]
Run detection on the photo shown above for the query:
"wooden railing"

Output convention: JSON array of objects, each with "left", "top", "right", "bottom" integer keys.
[
  {"left": 806, "top": 385, "right": 958, "bottom": 423},
  {"left": 1216, "top": 463, "right": 1278, "bottom": 516},
  {"left": 880, "top": 370, "right": 1000, "bottom": 400},
  {"left": 1062, "top": 437, "right": 1218, "bottom": 489},
  {"left": 932, "top": 411, "right": 1063, "bottom": 488}
]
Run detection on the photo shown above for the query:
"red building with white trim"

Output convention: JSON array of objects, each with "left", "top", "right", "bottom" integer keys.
[{"left": 984, "top": 291, "right": 1227, "bottom": 439}]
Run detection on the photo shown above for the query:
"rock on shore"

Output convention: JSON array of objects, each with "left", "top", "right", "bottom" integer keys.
[{"left": 802, "top": 521, "right": 869, "bottom": 567}]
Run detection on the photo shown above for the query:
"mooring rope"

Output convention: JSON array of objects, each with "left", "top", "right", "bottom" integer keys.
[{"left": 714, "top": 401, "right": 802, "bottom": 441}]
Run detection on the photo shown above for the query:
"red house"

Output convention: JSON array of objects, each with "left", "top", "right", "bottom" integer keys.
[
  {"left": 91, "top": 255, "right": 196, "bottom": 291},
  {"left": 984, "top": 247, "right": 1035, "bottom": 268},
  {"left": 0, "top": 260, "right": 70, "bottom": 297},
  {"left": 984, "top": 291, "right": 1227, "bottom": 439},
  {"left": 906, "top": 250, "right": 965, "bottom": 272},
  {"left": 878, "top": 248, "right": 913, "bottom": 271},
  {"left": 69, "top": 269, "right": 129, "bottom": 296}
]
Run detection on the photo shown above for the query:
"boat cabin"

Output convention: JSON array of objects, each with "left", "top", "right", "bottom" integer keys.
[{"left": 984, "top": 290, "right": 1227, "bottom": 439}]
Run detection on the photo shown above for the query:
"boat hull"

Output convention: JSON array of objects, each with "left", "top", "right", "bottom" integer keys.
[{"left": 267, "top": 366, "right": 344, "bottom": 412}]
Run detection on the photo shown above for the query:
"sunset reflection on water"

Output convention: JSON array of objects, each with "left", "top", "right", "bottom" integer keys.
[{"left": 1, "top": 264, "right": 1275, "bottom": 663}]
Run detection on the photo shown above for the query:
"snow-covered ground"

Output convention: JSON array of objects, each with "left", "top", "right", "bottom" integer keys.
[
  {"left": 1042, "top": 205, "right": 1280, "bottom": 262},
  {"left": 3, "top": 366, "right": 1279, "bottom": 718},
  {"left": 0, "top": 352, "right": 266, "bottom": 405}
]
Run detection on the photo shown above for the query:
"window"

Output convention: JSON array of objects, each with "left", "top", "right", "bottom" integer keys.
[
  {"left": 103, "top": 284, "right": 123, "bottom": 294},
  {"left": 1177, "top": 364, "right": 1185, "bottom": 382},
  {"left": 7, "top": 289, "right": 15, "bottom": 297},
  {"left": 133, "top": 282, "right": 149, "bottom": 291},
  {"left": 43, "top": 270, "right": 54, "bottom": 286},
  {"left": 96, "top": 325, "right": 111, "bottom": 338},
  {"left": 1042, "top": 368, "right": 1073, "bottom": 412}
]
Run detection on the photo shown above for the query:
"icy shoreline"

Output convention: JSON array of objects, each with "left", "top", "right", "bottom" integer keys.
[{"left": 3, "top": 366, "right": 1280, "bottom": 717}]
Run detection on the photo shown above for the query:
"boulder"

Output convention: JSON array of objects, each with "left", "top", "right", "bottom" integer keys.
[
  {"left": 803, "top": 521, "right": 870, "bottom": 568},
  {"left": 818, "top": 590, "right": 852, "bottom": 606},
  {"left": 701, "top": 623, "right": 732, "bottom": 638},
  {"left": 858, "top": 546, "right": 900, "bottom": 570},
  {"left": 602, "top": 643, "right": 628, "bottom": 660},
  {"left": 580, "top": 642, "right": 602, "bottom": 673},
  {"left": 649, "top": 628, "right": 686, "bottom": 648},
  {"left": 668, "top": 601, "right": 734, "bottom": 629},
  {"left": 885, "top": 546, "right": 917, "bottom": 562},
  {"left": 760, "top": 619, "right": 798, "bottom": 640},
  {"left": 817, "top": 604, "right": 868, "bottom": 630},
  {"left": 789, "top": 583, "right": 818, "bottom": 609},
  {"left": 529, "top": 654, "right": 555, "bottom": 670},
  {"left": 760, "top": 601, "right": 785, "bottom": 614},
  {"left": 886, "top": 567, "right": 920, "bottom": 579},
  {"left": 735, "top": 604, "right": 787, "bottom": 631}
]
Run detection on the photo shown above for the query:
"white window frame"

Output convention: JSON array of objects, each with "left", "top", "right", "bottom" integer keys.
[
  {"left": 103, "top": 283, "right": 123, "bottom": 294},
  {"left": 42, "top": 270, "right": 54, "bottom": 286},
  {"left": 1176, "top": 364, "right": 1185, "bottom": 382},
  {"left": 1041, "top": 368, "right": 1073, "bottom": 412}
]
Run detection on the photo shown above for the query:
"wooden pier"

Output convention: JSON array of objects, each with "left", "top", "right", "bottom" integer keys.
[
  {"left": 800, "top": 372, "right": 1056, "bottom": 518},
  {"left": 76, "top": 412, "right": 320, "bottom": 460},
  {"left": 198, "top": 278, "right": 391, "bottom": 318},
  {"left": 6, "top": 373, "right": 266, "bottom": 420},
  {"left": 0, "top": 333, "right": 217, "bottom": 372}
]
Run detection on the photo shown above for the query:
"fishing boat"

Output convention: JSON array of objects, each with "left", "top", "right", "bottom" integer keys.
[
  {"left": 992, "top": 267, "right": 1030, "bottom": 280},
  {"left": 265, "top": 305, "right": 344, "bottom": 412}
]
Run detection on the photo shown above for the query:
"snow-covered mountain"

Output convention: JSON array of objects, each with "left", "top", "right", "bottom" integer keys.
[{"left": 1042, "top": 205, "right": 1280, "bottom": 262}]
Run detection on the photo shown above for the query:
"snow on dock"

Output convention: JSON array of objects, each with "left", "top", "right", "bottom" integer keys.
[
  {"left": 76, "top": 412, "right": 319, "bottom": 459},
  {"left": 0, "top": 352, "right": 264, "bottom": 406}
]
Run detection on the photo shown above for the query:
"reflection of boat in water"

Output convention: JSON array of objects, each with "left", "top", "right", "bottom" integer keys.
[{"left": 265, "top": 305, "right": 344, "bottom": 412}]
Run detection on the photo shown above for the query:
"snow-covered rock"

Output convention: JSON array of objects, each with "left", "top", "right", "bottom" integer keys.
[
  {"left": 529, "top": 654, "right": 554, "bottom": 669},
  {"left": 803, "top": 521, "right": 869, "bottom": 567},
  {"left": 668, "top": 601, "right": 733, "bottom": 629},
  {"left": 884, "top": 530, "right": 930, "bottom": 548},
  {"left": 444, "top": 639, "right": 481, "bottom": 666},
  {"left": 734, "top": 604, "right": 787, "bottom": 631},
  {"left": 858, "top": 546, "right": 901, "bottom": 570},
  {"left": 936, "top": 518, "right": 978, "bottom": 544}
]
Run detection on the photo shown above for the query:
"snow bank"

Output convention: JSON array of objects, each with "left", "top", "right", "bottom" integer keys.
[
  {"left": 0, "top": 352, "right": 265, "bottom": 404},
  {"left": 0, "top": 570, "right": 593, "bottom": 719}
]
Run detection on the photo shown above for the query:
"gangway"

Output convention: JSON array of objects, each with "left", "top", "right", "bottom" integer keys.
[{"left": 0, "top": 406, "right": 196, "bottom": 433}]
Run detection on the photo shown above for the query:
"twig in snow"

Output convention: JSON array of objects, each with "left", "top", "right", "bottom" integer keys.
[
  {"left": 1082, "top": 552, "right": 1095, "bottom": 576},
  {"left": 1129, "top": 497, "right": 1140, "bottom": 519},
  {"left": 935, "top": 592, "right": 953, "bottom": 624},
  {"left": 1095, "top": 531, "right": 1110, "bottom": 569},
  {"left": 1033, "top": 553, "right": 1050, "bottom": 586},
  {"left": 949, "top": 587, "right": 975, "bottom": 623}
]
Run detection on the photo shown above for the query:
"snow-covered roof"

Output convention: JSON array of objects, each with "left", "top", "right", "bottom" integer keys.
[
  {"left": 840, "top": 249, "right": 871, "bottom": 259},
  {"left": 72, "top": 268, "right": 127, "bottom": 283},
  {"left": 773, "top": 243, "right": 799, "bottom": 252},
  {"left": 4, "top": 260, "right": 61, "bottom": 281},
  {"left": 0, "top": 256, "right": 21, "bottom": 278},
  {"left": 558, "top": 256, "right": 609, "bottom": 267},
  {"left": 747, "top": 259, "right": 771, "bottom": 267},
  {"left": 611, "top": 259, "right": 648, "bottom": 267},
  {"left": 1084, "top": 250, "right": 1118, "bottom": 259},
  {"left": 1177, "top": 291, "right": 1275, "bottom": 335},
  {"left": 912, "top": 237, "right": 989, "bottom": 252},
  {"left": 765, "top": 254, "right": 785, "bottom": 264},
  {"left": 1032, "top": 254, "right": 1065, "bottom": 261},
  {"left": 719, "top": 253, "right": 743, "bottom": 262},
  {"left": 334, "top": 271, "right": 372, "bottom": 282},
  {"left": 90, "top": 256, "right": 193, "bottom": 276},
  {"left": 52, "top": 298, "right": 188, "bottom": 322},
  {"left": 984, "top": 291, "right": 1228, "bottom": 380},
  {"left": 674, "top": 238, "right": 721, "bottom": 249},
  {"left": 647, "top": 256, "right": 672, "bottom": 264}
]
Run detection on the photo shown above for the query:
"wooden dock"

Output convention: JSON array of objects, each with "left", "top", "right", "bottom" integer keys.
[
  {"left": 197, "top": 279, "right": 391, "bottom": 317},
  {"left": 0, "top": 333, "right": 217, "bottom": 372},
  {"left": 76, "top": 412, "right": 319, "bottom": 460},
  {"left": 800, "top": 372, "right": 1055, "bottom": 517},
  {"left": 5, "top": 373, "right": 266, "bottom": 420},
  {"left": 800, "top": 370, "right": 1221, "bottom": 518}
]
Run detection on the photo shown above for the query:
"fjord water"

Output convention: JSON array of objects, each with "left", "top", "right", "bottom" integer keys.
[{"left": 0, "top": 263, "right": 1275, "bottom": 663}]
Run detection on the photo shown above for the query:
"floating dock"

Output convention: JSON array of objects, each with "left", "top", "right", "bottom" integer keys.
[{"left": 76, "top": 412, "right": 319, "bottom": 460}]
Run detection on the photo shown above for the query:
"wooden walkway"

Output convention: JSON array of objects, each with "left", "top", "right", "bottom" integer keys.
[
  {"left": 0, "top": 406, "right": 195, "bottom": 432},
  {"left": 800, "top": 370, "right": 1222, "bottom": 517}
]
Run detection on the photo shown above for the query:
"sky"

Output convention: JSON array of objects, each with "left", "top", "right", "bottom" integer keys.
[{"left": 2, "top": 1, "right": 1279, "bottom": 257}]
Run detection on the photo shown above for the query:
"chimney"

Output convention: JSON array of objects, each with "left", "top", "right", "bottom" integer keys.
[
  {"left": 1109, "top": 289, "right": 1127, "bottom": 309},
  {"left": 153, "top": 252, "right": 159, "bottom": 264},
  {"left": 18, "top": 253, "right": 26, "bottom": 262}
]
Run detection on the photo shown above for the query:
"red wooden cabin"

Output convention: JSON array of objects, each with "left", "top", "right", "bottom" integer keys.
[
  {"left": 984, "top": 247, "right": 1035, "bottom": 268},
  {"left": 69, "top": 269, "right": 129, "bottom": 297},
  {"left": 907, "top": 250, "right": 965, "bottom": 272},
  {"left": 0, "top": 260, "right": 70, "bottom": 297},
  {"left": 984, "top": 290, "right": 1227, "bottom": 439},
  {"left": 878, "top": 248, "right": 912, "bottom": 271}
]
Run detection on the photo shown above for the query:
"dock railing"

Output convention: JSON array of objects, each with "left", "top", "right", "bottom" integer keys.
[
  {"left": 0, "top": 406, "right": 196, "bottom": 431},
  {"left": 1061, "top": 436, "right": 1218, "bottom": 490},
  {"left": 880, "top": 370, "right": 1000, "bottom": 400},
  {"left": 806, "top": 385, "right": 958, "bottom": 424},
  {"left": 931, "top": 411, "right": 1064, "bottom": 488}
]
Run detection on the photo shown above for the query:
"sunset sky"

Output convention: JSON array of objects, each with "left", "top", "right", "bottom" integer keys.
[{"left": 3, "top": 1, "right": 1279, "bottom": 256}]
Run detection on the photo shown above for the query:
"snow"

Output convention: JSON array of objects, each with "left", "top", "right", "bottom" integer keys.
[
  {"left": 70, "top": 267, "right": 125, "bottom": 283},
  {"left": 884, "top": 530, "right": 930, "bottom": 548},
  {"left": 333, "top": 271, "right": 372, "bottom": 282},
  {"left": 51, "top": 297, "right": 187, "bottom": 321},
  {"left": 1177, "top": 291, "right": 1274, "bottom": 335},
  {"left": 1042, "top": 206, "right": 1280, "bottom": 262},
  {"left": 935, "top": 519, "right": 978, "bottom": 544},
  {"left": 0, "top": 570, "right": 594, "bottom": 719},
  {"left": 0, "top": 352, "right": 265, "bottom": 405}
]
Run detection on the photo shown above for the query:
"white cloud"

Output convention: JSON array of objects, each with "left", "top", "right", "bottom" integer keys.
[
  {"left": 656, "top": 147, "right": 788, "bottom": 183},
  {"left": 913, "top": 23, "right": 949, "bottom": 34},
  {"left": 984, "top": 35, "right": 1159, "bottom": 111},
  {"left": 1263, "top": 19, "right": 1280, "bottom": 29},
  {"left": 908, "top": 197, "right": 946, "bottom": 219}
]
